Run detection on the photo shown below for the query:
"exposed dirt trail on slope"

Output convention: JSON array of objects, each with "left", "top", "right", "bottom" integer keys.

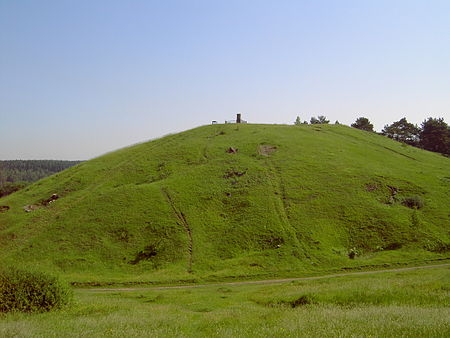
[
  {"left": 263, "top": 157, "right": 303, "bottom": 251},
  {"left": 161, "top": 188, "right": 193, "bottom": 273},
  {"left": 81, "top": 263, "right": 449, "bottom": 292}
]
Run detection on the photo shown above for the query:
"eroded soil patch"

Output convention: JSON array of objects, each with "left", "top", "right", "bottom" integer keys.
[
  {"left": 0, "top": 205, "right": 10, "bottom": 213},
  {"left": 258, "top": 145, "right": 277, "bottom": 156}
]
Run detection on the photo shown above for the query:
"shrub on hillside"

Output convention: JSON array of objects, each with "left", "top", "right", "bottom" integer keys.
[
  {"left": 401, "top": 195, "right": 424, "bottom": 209},
  {"left": 0, "top": 267, "right": 72, "bottom": 313},
  {"left": 424, "top": 239, "right": 450, "bottom": 253}
]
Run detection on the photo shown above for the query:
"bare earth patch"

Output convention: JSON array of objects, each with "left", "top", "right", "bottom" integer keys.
[{"left": 258, "top": 145, "right": 277, "bottom": 156}]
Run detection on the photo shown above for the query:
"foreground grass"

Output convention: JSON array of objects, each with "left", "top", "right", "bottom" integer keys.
[{"left": 1, "top": 266, "right": 449, "bottom": 337}]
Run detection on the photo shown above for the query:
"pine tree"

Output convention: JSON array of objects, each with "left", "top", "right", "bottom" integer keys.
[
  {"left": 351, "top": 117, "right": 374, "bottom": 131},
  {"left": 420, "top": 117, "right": 450, "bottom": 155}
]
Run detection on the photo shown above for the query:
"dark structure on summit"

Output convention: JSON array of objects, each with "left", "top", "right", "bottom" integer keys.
[{"left": 224, "top": 113, "right": 247, "bottom": 124}]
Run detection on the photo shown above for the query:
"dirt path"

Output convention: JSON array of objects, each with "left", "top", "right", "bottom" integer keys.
[
  {"left": 161, "top": 187, "right": 193, "bottom": 273},
  {"left": 81, "top": 263, "right": 449, "bottom": 293}
]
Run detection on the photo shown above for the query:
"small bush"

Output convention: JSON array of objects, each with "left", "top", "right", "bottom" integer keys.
[
  {"left": 0, "top": 267, "right": 72, "bottom": 313},
  {"left": 402, "top": 195, "right": 424, "bottom": 209},
  {"left": 424, "top": 240, "right": 450, "bottom": 253}
]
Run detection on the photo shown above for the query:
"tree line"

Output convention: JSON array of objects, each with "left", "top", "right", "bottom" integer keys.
[
  {"left": 0, "top": 160, "right": 82, "bottom": 197},
  {"left": 294, "top": 115, "right": 450, "bottom": 156}
]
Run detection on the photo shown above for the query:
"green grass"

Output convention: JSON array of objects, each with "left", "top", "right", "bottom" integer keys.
[
  {"left": 0, "top": 123, "right": 448, "bottom": 284},
  {"left": 0, "top": 267, "right": 72, "bottom": 313},
  {"left": 1, "top": 267, "right": 449, "bottom": 337}
]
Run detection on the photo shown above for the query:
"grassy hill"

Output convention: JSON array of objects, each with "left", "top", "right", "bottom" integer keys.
[{"left": 0, "top": 124, "right": 448, "bottom": 284}]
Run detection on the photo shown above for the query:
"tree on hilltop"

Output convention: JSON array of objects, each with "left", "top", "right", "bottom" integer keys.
[
  {"left": 310, "top": 115, "right": 329, "bottom": 124},
  {"left": 420, "top": 117, "right": 450, "bottom": 155},
  {"left": 294, "top": 116, "right": 302, "bottom": 125},
  {"left": 351, "top": 117, "right": 374, "bottom": 132},
  {"left": 382, "top": 118, "right": 420, "bottom": 146}
]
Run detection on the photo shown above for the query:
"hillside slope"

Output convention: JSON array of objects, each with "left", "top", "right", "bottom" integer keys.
[{"left": 0, "top": 124, "right": 448, "bottom": 283}]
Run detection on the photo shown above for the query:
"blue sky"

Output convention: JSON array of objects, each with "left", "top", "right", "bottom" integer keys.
[{"left": 1, "top": 0, "right": 449, "bottom": 159}]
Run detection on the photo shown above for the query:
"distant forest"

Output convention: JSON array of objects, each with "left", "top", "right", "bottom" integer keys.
[{"left": 0, "top": 160, "right": 82, "bottom": 197}]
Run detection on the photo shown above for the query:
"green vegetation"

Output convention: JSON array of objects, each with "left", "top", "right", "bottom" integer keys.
[
  {"left": 0, "top": 182, "right": 27, "bottom": 198},
  {"left": 382, "top": 117, "right": 421, "bottom": 146},
  {"left": 420, "top": 117, "right": 450, "bottom": 155},
  {"left": 0, "top": 267, "right": 72, "bottom": 313},
  {"left": 401, "top": 195, "right": 425, "bottom": 210},
  {"left": 0, "top": 267, "right": 448, "bottom": 337},
  {"left": 351, "top": 117, "right": 374, "bottom": 132},
  {"left": 0, "top": 160, "right": 82, "bottom": 197},
  {"left": 381, "top": 116, "right": 450, "bottom": 154},
  {"left": 0, "top": 124, "right": 448, "bottom": 284},
  {"left": 310, "top": 115, "right": 329, "bottom": 124}
]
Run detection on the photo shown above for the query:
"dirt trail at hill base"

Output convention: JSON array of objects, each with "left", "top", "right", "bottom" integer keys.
[{"left": 82, "top": 263, "right": 449, "bottom": 293}]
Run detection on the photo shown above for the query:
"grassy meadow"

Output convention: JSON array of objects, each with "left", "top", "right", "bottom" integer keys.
[{"left": 1, "top": 266, "right": 449, "bottom": 337}]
